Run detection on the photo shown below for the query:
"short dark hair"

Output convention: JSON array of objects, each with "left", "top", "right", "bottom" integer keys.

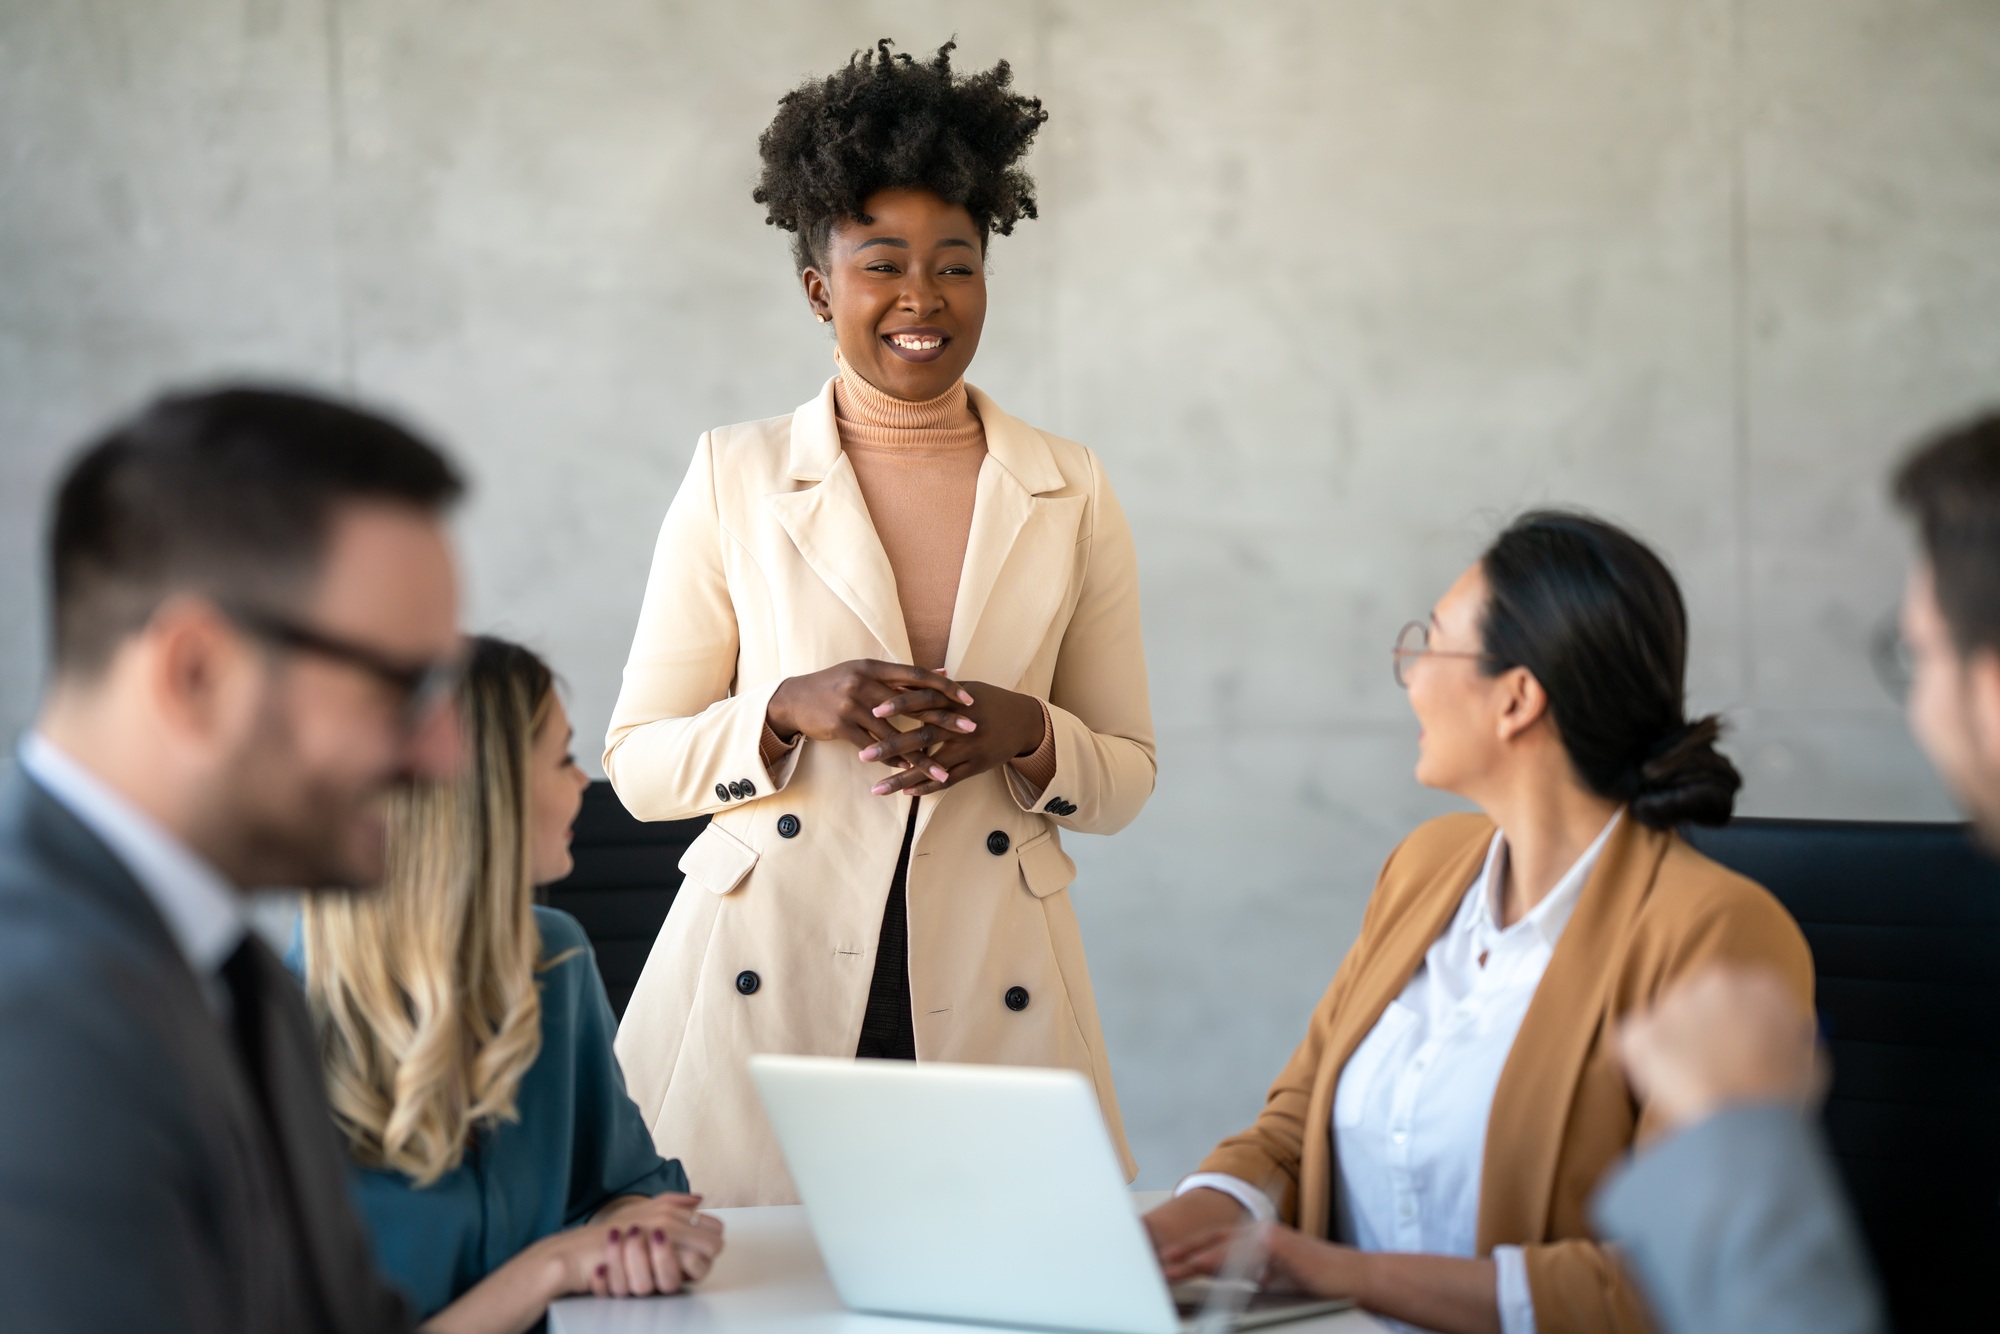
[
  {"left": 49, "top": 385, "right": 465, "bottom": 677},
  {"left": 752, "top": 39, "right": 1048, "bottom": 273},
  {"left": 1893, "top": 410, "right": 2000, "bottom": 656},
  {"left": 1479, "top": 510, "right": 1742, "bottom": 829}
]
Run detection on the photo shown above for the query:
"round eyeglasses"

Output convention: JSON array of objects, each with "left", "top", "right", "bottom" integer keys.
[{"left": 1392, "top": 620, "right": 1492, "bottom": 689}]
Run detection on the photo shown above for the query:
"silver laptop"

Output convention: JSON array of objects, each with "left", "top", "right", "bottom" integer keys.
[{"left": 750, "top": 1055, "right": 1354, "bottom": 1334}]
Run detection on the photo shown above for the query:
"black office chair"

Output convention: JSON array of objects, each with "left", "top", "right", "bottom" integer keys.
[
  {"left": 1686, "top": 817, "right": 2000, "bottom": 1333},
  {"left": 540, "top": 782, "right": 704, "bottom": 1019}
]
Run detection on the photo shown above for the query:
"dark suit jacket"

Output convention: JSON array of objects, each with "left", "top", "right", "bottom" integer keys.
[{"left": 0, "top": 765, "right": 410, "bottom": 1333}]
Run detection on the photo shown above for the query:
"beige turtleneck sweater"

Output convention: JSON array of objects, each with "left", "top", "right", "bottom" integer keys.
[
  {"left": 762, "top": 355, "right": 1054, "bottom": 788},
  {"left": 834, "top": 352, "right": 986, "bottom": 670}
]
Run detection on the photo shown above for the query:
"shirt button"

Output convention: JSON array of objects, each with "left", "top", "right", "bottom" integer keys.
[
  {"left": 735, "top": 970, "right": 760, "bottom": 995},
  {"left": 739, "top": 778, "right": 757, "bottom": 798},
  {"left": 715, "top": 783, "right": 732, "bottom": 803},
  {"left": 727, "top": 780, "right": 747, "bottom": 800},
  {"left": 986, "top": 831, "right": 1011, "bottom": 856},
  {"left": 1393, "top": 1130, "right": 1409, "bottom": 1146},
  {"left": 777, "top": 814, "right": 801, "bottom": 838},
  {"left": 1004, "top": 986, "right": 1030, "bottom": 1012}
]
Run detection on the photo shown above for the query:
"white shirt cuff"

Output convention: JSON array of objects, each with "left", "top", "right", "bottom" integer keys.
[
  {"left": 1174, "top": 1172, "right": 1277, "bottom": 1224},
  {"left": 1493, "top": 1245, "right": 1537, "bottom": 1334}
]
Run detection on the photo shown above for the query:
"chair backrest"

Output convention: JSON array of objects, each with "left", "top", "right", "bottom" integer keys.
[
  {"left": 1684, "top": 817, "right": 2000, "bottom": 1333},
  {"left": 540, "top": 782, "right": 705, "bottom": 1019}
]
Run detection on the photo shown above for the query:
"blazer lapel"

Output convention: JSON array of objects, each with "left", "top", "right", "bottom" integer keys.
[
  {"left": 764, "top": 380, "right": 913, "bottom": 665},
  {"left": 943, "top": 387, "right": 1086, "bottom": 686},
  {"left": 1298, "top": 831, "right": 1490, "bottom": 1234},
  {"left": 1477, "top": 815, "right": 1668, "bottom": 1249}
]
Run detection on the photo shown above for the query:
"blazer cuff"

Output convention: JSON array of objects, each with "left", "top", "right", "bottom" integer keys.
[
  {"left": 1002, "top": 700, "right": 1090, "bottom": 823},
  {"left": 700, "top": 677, "right": 799, "bottom": 814}
]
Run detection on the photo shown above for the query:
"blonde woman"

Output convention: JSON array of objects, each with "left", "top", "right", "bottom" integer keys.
[{"left": 293, "top": 637, "right": 723, "bottom": 1333}]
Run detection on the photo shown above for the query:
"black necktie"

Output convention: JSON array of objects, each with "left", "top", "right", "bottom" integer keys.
[{"left": 219, "top": 936, "right": 278, "bottom": 1119}]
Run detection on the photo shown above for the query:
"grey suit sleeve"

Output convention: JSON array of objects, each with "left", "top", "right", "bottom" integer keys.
[{"left": 1592, "top": 1104, "right": 1886, "bottom": 1334}]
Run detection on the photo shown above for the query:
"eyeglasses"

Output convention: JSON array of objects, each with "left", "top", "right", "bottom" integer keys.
[
  {"left": 1870, "top": 610, "right": 1913, "bottom": 703},
  {"left": 1392, "top": 620, "right": 1492, "bottom": 689},
  {"left": 224, "top": 604, "right": 467, "bottom": 731}
]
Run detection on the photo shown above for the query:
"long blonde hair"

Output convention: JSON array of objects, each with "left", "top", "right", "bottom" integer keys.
[{"left": 303, "top": 637, "right": 555, "bottom": 1185}]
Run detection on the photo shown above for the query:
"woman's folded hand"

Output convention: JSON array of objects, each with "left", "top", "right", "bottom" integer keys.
[
  {"left": 767, "top": 660, "right": 976, "bottom": 766},
  {"left": 547, "top": 1193, "right": 727, "bottom": 1299}
]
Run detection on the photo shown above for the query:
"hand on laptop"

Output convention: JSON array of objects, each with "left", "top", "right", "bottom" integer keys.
[
  {"left": 1617, "top": 964, "right": 1825, "bottom": 1131},
  {"left": 1143, "top": 1187, "right": 1254, "bottom": 1258},
  {"left": 1158, "top": 1221, "right": 1363, "bottom": 1300}
]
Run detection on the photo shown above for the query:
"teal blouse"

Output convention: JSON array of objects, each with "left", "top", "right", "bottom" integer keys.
[{"left": 289, "top": 907, "right": 687, "bottom": 1320}]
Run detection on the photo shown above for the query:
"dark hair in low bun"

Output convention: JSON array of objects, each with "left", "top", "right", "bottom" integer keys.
[{"left": 1478, "top": 511, "right": 1742, "bottom": 829}]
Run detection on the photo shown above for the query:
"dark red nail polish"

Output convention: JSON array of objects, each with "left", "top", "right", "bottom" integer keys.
[
  {"left": 596, "top": 1263, "right": 608, "bottom": 1278},
  {"left": 653, "top": 1228, "right": 667, "bottom": 1244}
]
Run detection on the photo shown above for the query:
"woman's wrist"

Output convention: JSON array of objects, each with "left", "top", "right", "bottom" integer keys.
[
  {"left": 529, "top": 1234, "right": 576, "bottom": 1309},
  {"left": 1345, "top": 1248, "right": 1379, "bottom": 1308},
  {"left": 765, "top": 680, "right": 797, "bottom": 741},
  {"left": 999, "top": 688, "right": 1046, "bottom": 757}
]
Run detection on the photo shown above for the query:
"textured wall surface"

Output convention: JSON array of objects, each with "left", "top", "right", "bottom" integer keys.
[{"left": 3, "top": 0, "right": 1996, "bottom": 1184}]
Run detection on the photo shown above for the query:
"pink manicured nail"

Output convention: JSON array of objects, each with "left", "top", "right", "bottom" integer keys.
[
  {"left": 871, "top": 782, "right": 892, "bottom": 795},
  {"left": 858, "top": 745, "right": 881, "bottom": 761},
  {"left": 955, "top": 718, "right": 976, "bottom": 732},
  {"left": 872, "top": 703, "right": 894, "bottom": 717},
  {"left": 929, "top": 765, "right": 949, "bottom": 782}
]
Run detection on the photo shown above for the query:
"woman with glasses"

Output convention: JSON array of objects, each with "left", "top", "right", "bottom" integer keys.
[
  {"left": 293, "top": 637, "right": 724, "bottom": 1333},
  {"left": 1142, "top": 512, "right": 1813, "bottom": 1334}
]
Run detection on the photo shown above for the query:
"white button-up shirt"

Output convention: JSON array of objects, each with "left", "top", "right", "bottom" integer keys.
[
  {"left": 1180, "top": 812, "right": 1621, "bottom": 1334},
  {"left": 19, "top": 732, "right": 248, "bottom": 1018}
]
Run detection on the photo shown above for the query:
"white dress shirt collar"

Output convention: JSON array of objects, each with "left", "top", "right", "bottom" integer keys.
[
  {"left": 1471, "top": 808, "right": 1622, "bottom": 950},
  {"left": 19, "top": 732, "right": 248, "bottom": 997}
]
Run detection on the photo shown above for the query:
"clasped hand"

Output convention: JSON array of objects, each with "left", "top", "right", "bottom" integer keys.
[
  {"left": 767, "top": 660, "right": 1044, "bottom": 796},
  {"left": 551, "top": 1193, "right": 724, "bottom": 1299}
]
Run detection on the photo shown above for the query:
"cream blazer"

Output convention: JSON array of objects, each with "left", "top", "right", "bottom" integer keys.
[{"left": 605, "top": 377, "right": 1156, "bottom": 1205}]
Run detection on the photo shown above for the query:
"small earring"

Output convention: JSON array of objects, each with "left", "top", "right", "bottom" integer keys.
[{"left": 816, "top": 313, "right": 829, "bottom": 324}]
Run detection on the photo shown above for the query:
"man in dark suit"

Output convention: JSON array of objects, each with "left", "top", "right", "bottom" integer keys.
[
  {"left": 0, "top": 387, "right": 466, "bottom": 1332},
  {"left": 1592, "top": 410, "right": 2000, "bottom": 1334}
]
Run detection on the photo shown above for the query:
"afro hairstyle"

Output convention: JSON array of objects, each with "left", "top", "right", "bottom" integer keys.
[{"left": 753, "top": 39, "right": 1048, "bottom": 272}]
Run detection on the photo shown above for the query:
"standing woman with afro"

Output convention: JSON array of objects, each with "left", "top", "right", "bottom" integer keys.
[{"left": 605, "top": 41, "right": 1155, "bottom": 1204}]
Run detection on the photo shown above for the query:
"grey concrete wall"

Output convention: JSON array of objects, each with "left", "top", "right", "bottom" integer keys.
[{"left": 3, "top": 0, "right": 1996, "bottom": 1185}]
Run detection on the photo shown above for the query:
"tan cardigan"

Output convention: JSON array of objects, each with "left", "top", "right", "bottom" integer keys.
[{"left": 1198, "top": 811, "right": 1814, "bottom": 1334}]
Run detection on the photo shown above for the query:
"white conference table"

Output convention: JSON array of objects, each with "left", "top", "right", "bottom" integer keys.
[{"left": 549, "top": 1195, "right": 1388, "bottom": 1334}]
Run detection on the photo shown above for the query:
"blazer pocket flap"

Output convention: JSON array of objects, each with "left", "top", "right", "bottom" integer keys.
[
  {"left": 678, "top": 822, "right": 759, "bottom": 896},
  {"left": 1016, "top": 829, "right": 1077, "bottom": 899}
]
